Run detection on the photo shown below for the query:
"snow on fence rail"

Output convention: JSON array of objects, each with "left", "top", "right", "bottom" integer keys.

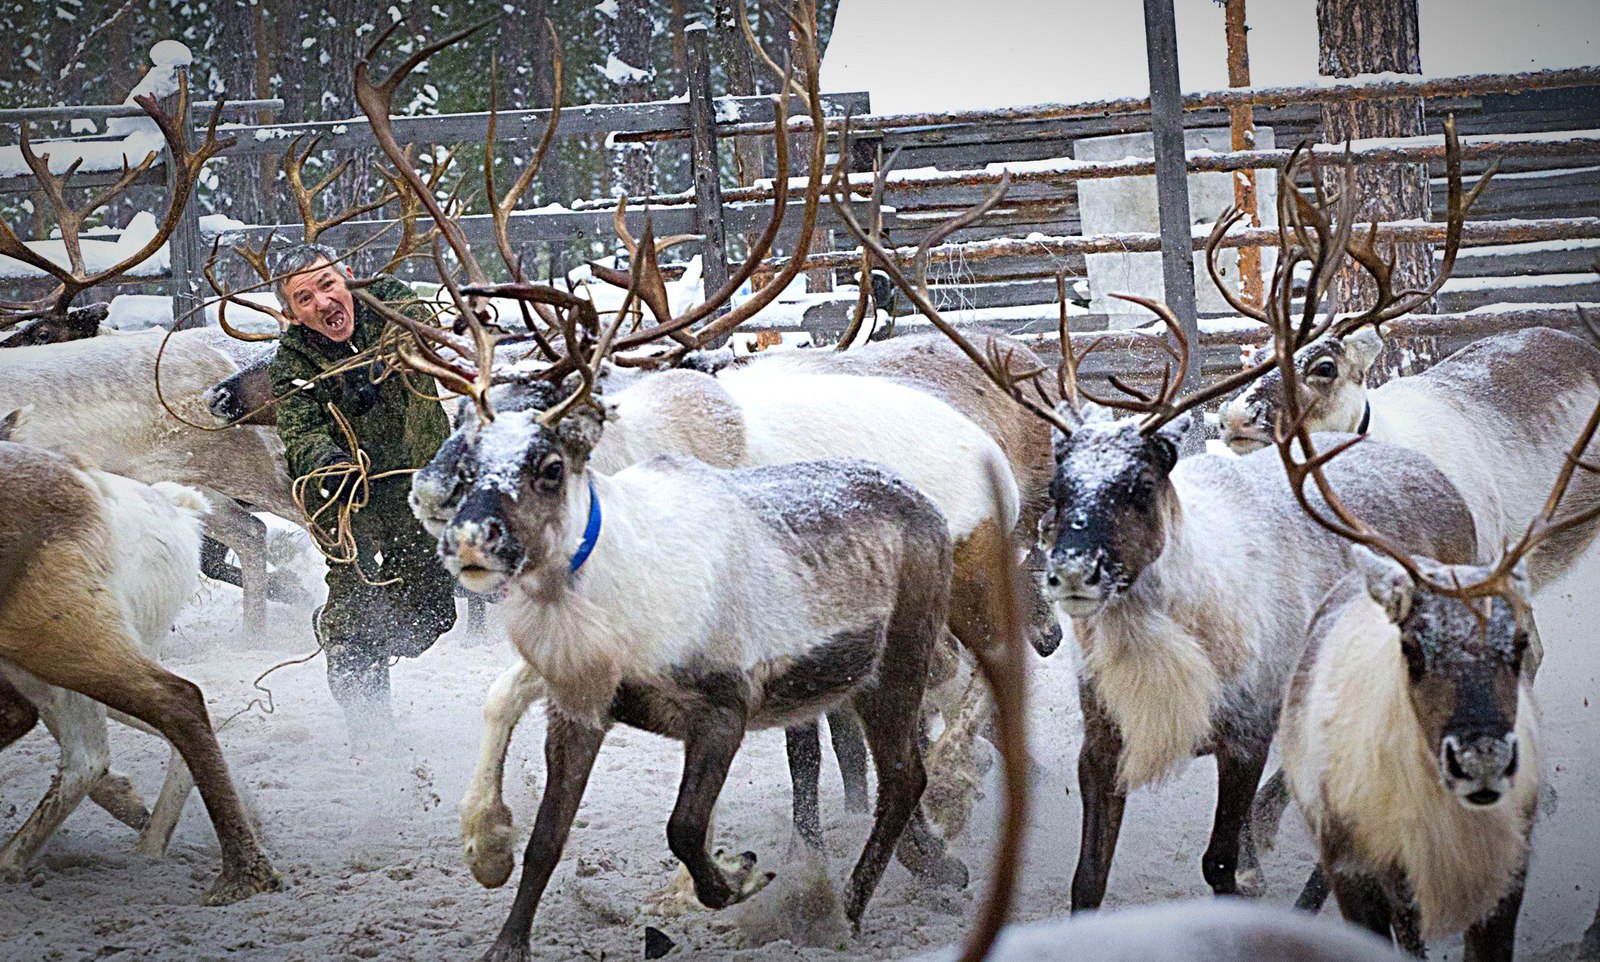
[{"left": 3, "top": 44, "right": 1598, "bottom": 354}]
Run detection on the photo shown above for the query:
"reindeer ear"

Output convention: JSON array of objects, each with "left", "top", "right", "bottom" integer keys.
[
  {"left": 556, "top": 403, "right": 606, "bottom": 453},
  {"left": 1352, "top": 544, "right": 1413, "bottom": 623},
  {"left": 1342, "top": 327, "right": 1384, "bottom": 376}
]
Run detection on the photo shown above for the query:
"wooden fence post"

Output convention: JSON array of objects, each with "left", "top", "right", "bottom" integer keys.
[
  {"left": 1143, "top": 0, "right": 1204, "bottom": 449},
  {"left": 164, "top": 51, "right": 206, "bottom": 331},
  {"left": 686, "top": 18, "right": 731, "bottom": 328}
]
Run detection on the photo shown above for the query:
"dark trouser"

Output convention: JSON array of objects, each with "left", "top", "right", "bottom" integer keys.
[{"left": 316, "top": 479, "right": 457, "bottom": 707}]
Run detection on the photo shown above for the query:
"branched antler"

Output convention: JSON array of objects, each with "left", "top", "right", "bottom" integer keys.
[{"left": 0, "top": 75, "right": 234, "bottom": 326}]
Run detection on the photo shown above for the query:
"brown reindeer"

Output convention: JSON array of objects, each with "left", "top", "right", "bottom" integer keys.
[{"left": 0, "top": 441, "right": 279, "bottom": 903}]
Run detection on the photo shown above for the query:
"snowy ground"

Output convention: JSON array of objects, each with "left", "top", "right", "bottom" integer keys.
[{"left": 0, "top": 546, "right": 1595, "bottom": 962}]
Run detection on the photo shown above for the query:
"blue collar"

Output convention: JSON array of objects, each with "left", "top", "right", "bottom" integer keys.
[
  {"left": 1357, "top": 400, "right": 1371, "bottom": 435},
  {"left": 569, "top": 477, "right": 602, "bottom": 575}
]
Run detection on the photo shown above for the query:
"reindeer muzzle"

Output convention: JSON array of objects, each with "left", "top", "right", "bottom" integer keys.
[
  {"left": 440, "top": 496, "right": 523, "bottom": 594},
  {"left": 1441, "top": 731, "right": 1519, "bottom": 807},
  {"left": 1045, "top": 548, "right": 1115, "bottom": 617}
]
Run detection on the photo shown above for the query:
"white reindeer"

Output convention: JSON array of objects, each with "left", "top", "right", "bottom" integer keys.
[
  {"left": 425, "top": 362, "right": 986, "bottom": 961},
  {"left": 0, "top": 328, "right": 299, "bottom": 637},
  {"left": 1279, "top": 548, "right": 1540, "bottom": 959},
  {"left": 414, "top": 336, "right": 1038, "bottom": 888},
  {"left": 0, "top": 439, "right": 279, "bottom": 902},
  {"left": 910, "top": 899, "right": 1403, "bottom": 962},
  {"left": 1220, "top": 325, "right": 1600, "bottom": 587}
]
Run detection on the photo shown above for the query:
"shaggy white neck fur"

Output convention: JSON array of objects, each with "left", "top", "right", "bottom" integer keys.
[
  {"left": 1069, "top": 477, "right": 1251, "bottom": 790},
  {"left": 1292, "top": 598, "right": 1538, "bottom": 939}
]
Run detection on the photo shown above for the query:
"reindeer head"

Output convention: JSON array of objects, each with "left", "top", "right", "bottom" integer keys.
[
  {"left": 424, "top": 381, "right": 606, "bottom": 595},
  {"left": 1351, "top": 547, "right": 1533, "bottom": 808},
  {"left": 1039, "top": 405, "right": 1190, "bottom": 617},
  {"left": 1220, "top": 328, "right": 1383, "bottom": 454}
]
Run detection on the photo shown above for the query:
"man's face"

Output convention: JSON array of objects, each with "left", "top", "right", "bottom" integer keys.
[{"left": 282, "top": 259, "right": 357, "bottom": 342}]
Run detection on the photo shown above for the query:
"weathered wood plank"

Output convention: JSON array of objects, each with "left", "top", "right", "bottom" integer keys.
[{"left": 215, "top": 92, "right": 870, "bottom": 158}]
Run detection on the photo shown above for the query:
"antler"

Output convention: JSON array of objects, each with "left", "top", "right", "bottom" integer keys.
[
  {"left": 0, "top": 75, "right": 234, "bottom": 325},
  {"left": 539, "top": 1, "right": 826, "bottom": 361},
  {"left": 283, "top": 133, "right": 399, "bottom": 243},
  {"left": 1258, "top": 123, "right": 1598, "bottom": 603},
  {"left": 1332, "top": 116, "right": 1497, "bottom": 335}
]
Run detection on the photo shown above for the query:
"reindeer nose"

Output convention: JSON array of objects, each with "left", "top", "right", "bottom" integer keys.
[
  {"left": 479, "top": 517, "right": 507, "bottom": 547},
  {"left": 1443, "top": 732, "right": 1519, "bottom": 806}
]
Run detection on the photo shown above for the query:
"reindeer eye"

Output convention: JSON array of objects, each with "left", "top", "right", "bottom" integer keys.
[
  {"left": 536, "top": 454, "right": 565, "bottom": 492},
  {"left": 1308, "top": 359, "right": 1339, "bottom": 379}
]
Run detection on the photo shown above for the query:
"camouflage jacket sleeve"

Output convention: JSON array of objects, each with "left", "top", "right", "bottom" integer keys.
[{"left": 270, "top": 343, "right": 345, "bottom": 481}]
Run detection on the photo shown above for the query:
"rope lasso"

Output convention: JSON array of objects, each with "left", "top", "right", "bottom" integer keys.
[{"left": 289, "top": 402, "right": 414, "bottom": 586}]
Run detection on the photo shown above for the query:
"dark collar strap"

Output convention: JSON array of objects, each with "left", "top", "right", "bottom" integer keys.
[
  {"left": 1357, "top": 400, "right": 1372, "bottom": 435},
  {"left": 569, "top": 477, "right": 602, "bottom": 575}
]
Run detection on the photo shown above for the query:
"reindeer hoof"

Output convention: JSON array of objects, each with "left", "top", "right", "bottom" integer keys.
[
  {"left": 462, "top": 800, "right": 517, "bottom": 888},
  {"left": 479, "top": 940, "right": 533, "bottom": 962},
  {"left": 722, "top": 850, "right": 775, "bottom": 905},
  {"left": 201, "top": 855, "right": 282, "bottom": 905}
]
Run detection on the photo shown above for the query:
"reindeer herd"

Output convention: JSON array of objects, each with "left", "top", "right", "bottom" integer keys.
[{"left": 3, "top": 9, "right": 1600, "bottom": 962}]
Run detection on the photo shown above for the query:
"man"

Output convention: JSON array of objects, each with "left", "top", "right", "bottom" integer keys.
[{"left": 268, "top": 243, "right": 456, "bottom": 737}]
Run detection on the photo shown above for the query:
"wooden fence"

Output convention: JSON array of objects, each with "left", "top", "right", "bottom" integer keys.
[{"left": 3, "top": 29, "right": 1598, "bottom": 391}]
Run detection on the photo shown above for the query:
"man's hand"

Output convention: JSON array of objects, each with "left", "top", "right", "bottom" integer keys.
[
  {"left": 316, "top": 449, "right": 358, "bottom": 504},
  {"left": 340, "top": 362, "right": 385, "bottom": 416}
]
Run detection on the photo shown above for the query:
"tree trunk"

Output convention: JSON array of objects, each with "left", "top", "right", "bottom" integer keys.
[
  {"left": 1317, "top": 0, "right": 1432, "bottom": 325},
  {"left": 318, "top": 0, "right": 379, "bottom": 267},
  {"left": 216, "top": 0, "right": 271, "bottom": 225},
  {"left": 607, "top": 0, "right": 654, "bottom": 199}
]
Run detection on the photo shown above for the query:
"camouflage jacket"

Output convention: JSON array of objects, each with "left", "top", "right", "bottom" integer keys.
[{"left": 269, "top": 274, "right": 451, "bottom": 485}]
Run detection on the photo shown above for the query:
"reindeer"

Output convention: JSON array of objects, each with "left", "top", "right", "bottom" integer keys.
[
  {"left": 837, "top": 125, "right": 1501, "bottom": 907},
  {"left": 910, "top": 899, "right": 1403, "bottom": 962},
  {"left": 1219, "top": 324, "right": 1600, "bottom": 592},
  {"left": 0, "top": 440, "right": 279, "bottom": 902},
  {"left": 421, "top": 301, "right": 987, "bottom": 958},
  {"left": 0, "top": 71, "right": 229, "bottom": 344},
  {"left": 0, "top": 329, "right": 298, "bottom": 638},
  {"left": 1255, "top": 240, "right": 1584, "bottom": 962}
]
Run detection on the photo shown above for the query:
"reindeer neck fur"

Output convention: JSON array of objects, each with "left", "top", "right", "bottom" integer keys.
[
  {"left": 1290, "top": 596, "right": 1538, "bottom": 939},
  {"left": 1071, "top": 459, "right": 1263, "bottom": 790}
]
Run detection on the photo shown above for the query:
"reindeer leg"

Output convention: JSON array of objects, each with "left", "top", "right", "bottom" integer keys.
[
  {"left": 1072, "top": 680, "right": 1127, "bottom": 912},
  {"left": 0, "top": 687, "right": 110, "bottom": 879},
  {"left": 1295, "top": 865, "right": 1332, "bottom": 911},
  {"left": 463, "top": 659, "right": 545, "bottom": 888},
  {"left": 786, "top": 721, "right": 825, "bottom": 854},
  {"left": 1327, "top": 869, "right": 1396, "bottom": 943},
  {"left": 848, "top": 613, "right": 963, "bottom": 928},
  {"left": 1203, "top": 740, "right": 1271, "bottom": 896},
  {"left": 827, "top": 709, "right": 870, "bottom": 814},
  {"left": 8, "top": 619, "right": 279, "bottom": 904},
  {"left": 202, "top": 496, "right": 268, "bottom": 642},
  {"left": 1464, "top": 865, "right": 1524, "bottom": 962},
  {"left": 133, "top": 743, "right": 194, "bottom": 856},
  {"left": 669, "top": 712, "right": 768, "bottom": 910},
  {"left": 481, "top": 710, "right": 605, "bottom": 962}
]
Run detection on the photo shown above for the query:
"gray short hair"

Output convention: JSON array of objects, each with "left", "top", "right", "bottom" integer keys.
[{"left": 269, "top": 242, "right": 342, "bottom": 309}]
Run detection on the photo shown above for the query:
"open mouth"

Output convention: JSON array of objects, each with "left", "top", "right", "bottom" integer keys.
[{"left": 1223, "top": 431, "right": 1271, "bottom": 454}]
